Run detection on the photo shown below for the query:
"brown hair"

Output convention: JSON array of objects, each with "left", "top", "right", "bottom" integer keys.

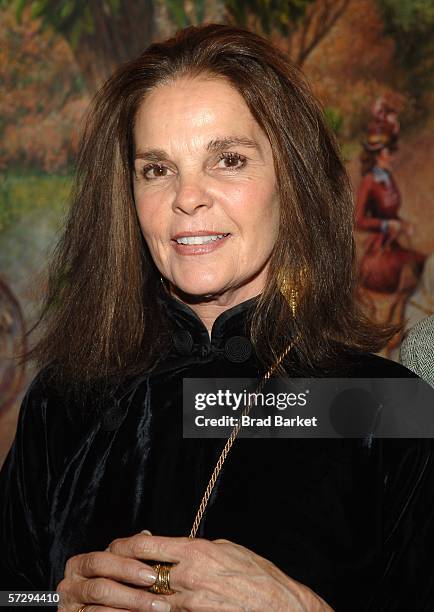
[{"left": 17, "top": 23, "right": 396, "bottom": 385}]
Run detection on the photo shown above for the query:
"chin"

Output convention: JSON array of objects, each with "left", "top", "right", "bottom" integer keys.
[{"left": 171, "top": 277, "right": 229, "bottom": 300}]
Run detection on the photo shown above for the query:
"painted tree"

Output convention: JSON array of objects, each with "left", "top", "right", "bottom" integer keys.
[
  {"left": 224, "top": 0, "right": 352, "bottom": 66},
  {"left": 165, "top": 0, "right": 207, "bottom": 27},
  {"left": 0, "top": 0, "right": 155, "bottom": 91},
  {"left": 0, "top": 5, "right": 86, "bottom": 170},
  {"left": 376, "top": 0, "right": 434, "bottom": 100}
]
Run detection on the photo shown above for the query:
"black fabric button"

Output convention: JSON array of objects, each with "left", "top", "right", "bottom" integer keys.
[
  {"left": 224, "top": 336, "right": 252, "bottom": 363},
  {"left": 173, "top": 330, "right": 194, "bottom": 355},
  {"left": 101, "top": 403, "right": 125, "bottom": 432},
  {"left": 200, "top": 345, "right": 211, "bottom": 357}
]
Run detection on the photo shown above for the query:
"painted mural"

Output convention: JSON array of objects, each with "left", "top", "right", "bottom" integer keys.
[{"left": 1, "top": 0, "right": 433, "bottom": 464}]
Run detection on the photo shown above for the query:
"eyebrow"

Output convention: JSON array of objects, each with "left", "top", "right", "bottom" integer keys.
[{"left": 135, "top": 136, "right": 261, "bottom": 161}]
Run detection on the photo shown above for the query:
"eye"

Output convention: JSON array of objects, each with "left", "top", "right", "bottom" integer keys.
[
  {"left": 140, "top": 163, "right": 172, "bottom": 181},
  {"left": 216, "top": 152, "right": 247, "bottom": 170}
]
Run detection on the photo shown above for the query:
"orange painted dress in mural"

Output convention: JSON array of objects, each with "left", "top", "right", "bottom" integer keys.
[{"left": 355, "top": 166, "right": 425, "bottom": 293}]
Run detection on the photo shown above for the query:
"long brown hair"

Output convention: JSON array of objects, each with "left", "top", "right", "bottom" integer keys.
[{"left": 18, "top": 23, "right": 395, "bottom": 385}]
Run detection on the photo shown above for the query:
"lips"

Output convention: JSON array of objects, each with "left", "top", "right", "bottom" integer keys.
[{"left": 170, "top": 232, "right": 231, "bottom": 256}]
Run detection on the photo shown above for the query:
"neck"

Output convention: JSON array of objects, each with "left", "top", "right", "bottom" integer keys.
[
  {"left": 376, "top": 161, "right": 390, "bottom": 171},
  {"left": 165, "top": 276, "right": 265, "bottom": 337}
]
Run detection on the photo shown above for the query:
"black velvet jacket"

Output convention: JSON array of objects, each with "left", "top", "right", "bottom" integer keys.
[{"left": 1, "top": 285, "right": 434, "bottom": 611}]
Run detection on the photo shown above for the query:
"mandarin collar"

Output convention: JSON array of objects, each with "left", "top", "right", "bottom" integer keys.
[
  {"left": 372, "top": 165, "right": 391, "bottom": 185},
  {"left": 156, "top": 282, "right": 260, "bottom": 363}
]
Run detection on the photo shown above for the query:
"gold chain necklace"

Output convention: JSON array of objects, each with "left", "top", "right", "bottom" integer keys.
[{"left": 188, "top": 339, "right": 295, "bottom": 539}]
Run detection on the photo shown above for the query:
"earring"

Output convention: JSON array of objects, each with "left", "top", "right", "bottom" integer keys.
[
  {"left": 289, "top": 287, "right": 298, "bottom": 319},
  {"left": 278, "top": 271, "right": 298, "bottom": 318}
]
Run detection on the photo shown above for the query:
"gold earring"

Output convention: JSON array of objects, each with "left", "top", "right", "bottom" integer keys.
[
  {"left": 289, "top": 287, "right": 298, "bottom": 319},
  {"left": 278, "top": 271, "right": 298, "bottom": 319}
]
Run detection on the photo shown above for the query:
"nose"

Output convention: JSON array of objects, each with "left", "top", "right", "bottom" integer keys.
[{"left": 172, "top": 174, "right": 213, "bottom": 215}]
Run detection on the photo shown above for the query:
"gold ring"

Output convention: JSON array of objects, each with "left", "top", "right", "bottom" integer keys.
[
  {"left": 78, "top": 607, "right": 87, "bottom": 612},
  {"left": 148, "top": 563, "right": 175, "bottom": 595}
]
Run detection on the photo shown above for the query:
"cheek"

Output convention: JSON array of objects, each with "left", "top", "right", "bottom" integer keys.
[
  {"left": 230, "top": 182, "right": 279, "bottom": 240},
  {"left": 134, "top": 192, "right": 166, "bottom": 241}
]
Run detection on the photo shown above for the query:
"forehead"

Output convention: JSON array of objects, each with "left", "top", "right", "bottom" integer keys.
[{"left": 133, "top": 76, "right": 265, "bottom": 146}]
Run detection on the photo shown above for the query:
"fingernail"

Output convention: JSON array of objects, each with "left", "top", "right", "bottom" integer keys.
[
  {"left": 139, "top": 568, "right": 157, "bottom": 585},
  {"left": 151, "top": 601, "right": 171, "bottom": 611},
  {"left": 141, "top": 529, "right": 152, "bottom": 535}
]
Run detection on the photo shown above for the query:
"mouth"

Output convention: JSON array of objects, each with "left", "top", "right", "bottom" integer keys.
[
  {"left": 170, "top": 232, "right": 232, "bottom": 256},
  {"left": 172, "top": 233, "right": 230, "bottom": 245}
]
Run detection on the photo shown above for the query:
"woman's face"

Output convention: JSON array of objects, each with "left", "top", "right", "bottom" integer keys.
[
  {"left": 132, "top": 75, "right": 280, "bottom": 300},
  {"left": 377, "top": 146, "right": 395, "bottom": 169}
]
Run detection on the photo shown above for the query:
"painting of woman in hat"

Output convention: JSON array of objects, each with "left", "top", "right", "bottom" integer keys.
[{"left": 355, "top": 97, "right": 425, "bottom": 295}]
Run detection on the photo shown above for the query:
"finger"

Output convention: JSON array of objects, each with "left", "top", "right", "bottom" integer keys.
[
  {"left": 63, "top": 576, "right": 173, "bottom": 611},
  {"left": 74, "top": 605, "right": 169, "bottom": 612},
  {"left": 108, "top": 534, "right": 193, "bottom": 564},
  {"left": 104, "top": 530, "right": 152, "bottom": 554},
  {"left": 77, "top": 607, "right": 131, "bottom": 612},
  {"left": 65, "top": 551, "right": 157, "bottom": 587},
  {"left": 104, "top": 530, "right": 152, "bottom": 551}
]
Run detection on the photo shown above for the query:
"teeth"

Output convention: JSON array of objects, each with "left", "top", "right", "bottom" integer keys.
[{"left": 176, "top": 234, "right": 228, "bottom": 245}]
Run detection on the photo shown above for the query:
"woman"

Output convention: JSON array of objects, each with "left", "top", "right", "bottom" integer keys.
[
  {"left": 356, "top": 131, "right": 425, "bottom": 293},
  {"left": 1, "top": 24, "right": 433, "bottom": 612}
]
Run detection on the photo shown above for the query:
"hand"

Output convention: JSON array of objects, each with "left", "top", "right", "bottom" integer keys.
[
  {"left": 105, "top": 531, "right": 334, "bottom": 611},
  {"left": 56, "top": 538, "right": 172, "bottom": 612},
  {"left": 387, "top": 219, "right": 402, "bottom": 241},
  {"left": 400, "top": 219, "right": 414, "bottom": 238}
]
